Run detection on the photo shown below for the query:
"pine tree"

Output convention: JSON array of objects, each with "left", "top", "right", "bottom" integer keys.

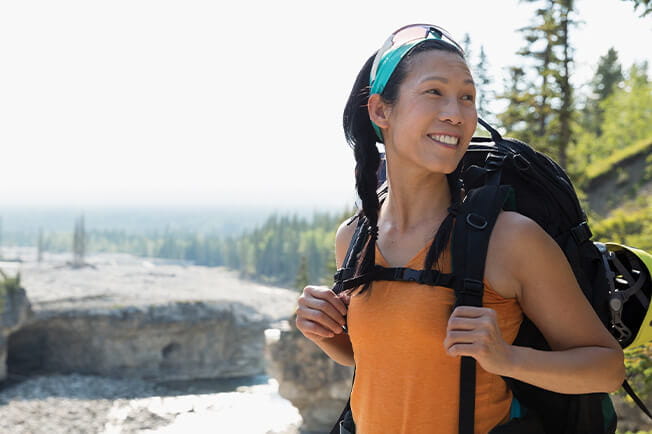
[
  {"left": 556, "top": 0, "right": 574, "bottom": 169},
  {"left": 475, "top": 45, "right": 492, "bottom": 120},
  {"left": 505, "top": 0, "right": 577, "bottom": 167},
  {"left": 462, "top": 33, "right": 472, "bottom": 61},
  {"left": 497, "top": 66, "right": 539, "bottom": 145},
  {"left": 581, "top": 48, "right": 624, "bottom": 135},
  {"left": 517, "top": 1, "right": 556, "bottom": 141}
]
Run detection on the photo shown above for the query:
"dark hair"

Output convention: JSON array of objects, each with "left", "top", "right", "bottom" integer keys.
[{"left": 342, "top": 39, "right": 467, "bottom": 292}]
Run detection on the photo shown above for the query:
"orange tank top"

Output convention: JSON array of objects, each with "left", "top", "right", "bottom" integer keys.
[{"left": 347, "top": 242, "right": 523, "bottom": 434}]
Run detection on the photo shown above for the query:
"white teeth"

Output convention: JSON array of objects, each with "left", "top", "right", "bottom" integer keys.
[{"left": 430, "top": 134, "right": 459, "bottom": 146}]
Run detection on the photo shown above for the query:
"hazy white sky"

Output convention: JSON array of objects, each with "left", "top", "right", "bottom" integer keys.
[{"left": 1, "top": 0, "right": 650, "bottom": 211}]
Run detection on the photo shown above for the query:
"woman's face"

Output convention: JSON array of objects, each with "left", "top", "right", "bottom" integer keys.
[{"left": 382, "top": 49, "right": 478, "bottom": 175}]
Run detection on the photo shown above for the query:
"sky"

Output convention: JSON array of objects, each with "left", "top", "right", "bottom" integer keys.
[{"left": 1, "top": 0, "right": 651, "bottom": 212}]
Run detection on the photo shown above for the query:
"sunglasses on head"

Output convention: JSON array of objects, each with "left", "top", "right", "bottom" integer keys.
[{"left": 369, "top": 24, "right": 464, "bottom": 87}]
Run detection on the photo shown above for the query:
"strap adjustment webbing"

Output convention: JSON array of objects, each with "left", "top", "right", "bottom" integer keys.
[
  {"left": 570, "top": 221, "right": 593, "bottom": 244},
  {"left": 458, "top": 278, "right": 484, "bottom": 305}
]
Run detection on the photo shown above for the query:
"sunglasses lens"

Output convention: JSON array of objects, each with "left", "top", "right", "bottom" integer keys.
[{"left": 391, "top": 26, "right": 432, "bottom": 46}]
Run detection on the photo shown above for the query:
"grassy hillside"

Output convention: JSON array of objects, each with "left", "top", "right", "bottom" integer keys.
[{"left": 582, "top": 136, "right": 652, "bottom": 250}]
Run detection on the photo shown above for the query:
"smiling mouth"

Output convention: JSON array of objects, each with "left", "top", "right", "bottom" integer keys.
[{"left": 428, "top": 134, "right": 459, "bottom": 147}]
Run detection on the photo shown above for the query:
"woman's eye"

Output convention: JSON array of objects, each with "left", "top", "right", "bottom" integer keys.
[
  {"left": 462, "top": 94, "right": 475, "bottom": 102},
  {"left": 427, "top": 89, "right": 442, "bottom": 95}
]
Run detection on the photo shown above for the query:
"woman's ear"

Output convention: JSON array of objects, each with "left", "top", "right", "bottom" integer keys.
[{"left": 368, "top": 93, "right": 391, "bottom": 130}]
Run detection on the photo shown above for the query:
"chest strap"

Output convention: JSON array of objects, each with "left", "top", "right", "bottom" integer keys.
[{"left": 335, "top": 264, "right": 456, "bottom": 292}]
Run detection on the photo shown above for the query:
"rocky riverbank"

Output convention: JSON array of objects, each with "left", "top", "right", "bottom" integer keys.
[
  {"left": 0, "top": 373, "right": 302, "bottom": 434},
  {"left": 0, "top": 249, "right": 306, "bottom": 433}
]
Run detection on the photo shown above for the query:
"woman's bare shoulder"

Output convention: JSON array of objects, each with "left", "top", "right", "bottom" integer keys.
[
  {"left": 485, "top": 211, "right": 550, "bottom": 298},
  {"left": 493, "top": 211, "right": 544, "bottom": 246}
]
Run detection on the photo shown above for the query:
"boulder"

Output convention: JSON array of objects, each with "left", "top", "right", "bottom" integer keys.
[
  {"left": 0, "top": 275, "right": 32, "bottom": 380},
  {"left": 266, "top": 320, "right": 354, "bottom": 433},
  {"left": 9, "top": 301, "right": 268, "bottom": 381}
]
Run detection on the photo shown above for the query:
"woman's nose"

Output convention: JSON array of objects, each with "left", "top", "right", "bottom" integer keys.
[{"left": 439, "top": 99, "right": 463, "bottom": 125}]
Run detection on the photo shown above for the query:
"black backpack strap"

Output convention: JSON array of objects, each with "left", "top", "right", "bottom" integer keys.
[
  {"left": 373, "top": 266, "right": 455, "bottom": 287},
  {"left": 622, "top": 379, "right": 652, "bottom": 421},
  {"left": 333, "top": 216, "right": 368, "bottom": 294},
  {"left": 330, "top": 370, "right": 357, "bottom": 434},
  {"left": 338, "top": 266, "right": 457, "bottom": 291},
  {"left": 452, "top": 184, "right": 513, "bottom": 434}
]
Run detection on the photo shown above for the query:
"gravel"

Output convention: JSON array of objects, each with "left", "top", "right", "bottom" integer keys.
[{"left": 0, "top": 374, "right": 303, "bottom": 434}]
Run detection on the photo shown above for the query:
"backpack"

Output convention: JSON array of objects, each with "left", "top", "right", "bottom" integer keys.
[{"left": 330, "top": 118, "right": 652, "bottom": 434}]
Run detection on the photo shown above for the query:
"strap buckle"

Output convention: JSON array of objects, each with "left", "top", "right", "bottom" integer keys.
[
  {"left": 394, "top": 268, "right": 421, "bottom": 282},
  {"left": 461, "top": 278, "right": 483, "bottom": 297}
]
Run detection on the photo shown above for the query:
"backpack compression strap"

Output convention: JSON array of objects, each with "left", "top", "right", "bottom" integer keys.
[{"left": 452, "top": 184, "right": 513, "bottom": 434}]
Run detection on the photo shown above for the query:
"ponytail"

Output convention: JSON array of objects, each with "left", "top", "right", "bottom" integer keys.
[{"left": 343, "top": 53, "right": 381, "bottom": 288}]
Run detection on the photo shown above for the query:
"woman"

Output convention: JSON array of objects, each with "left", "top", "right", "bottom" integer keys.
[{"left": 295, "top": 24, "right": 624, "bottom": 433}]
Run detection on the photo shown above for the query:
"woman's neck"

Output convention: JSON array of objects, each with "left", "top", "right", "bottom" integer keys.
[{"left": 381, "top": 167, "right": 452, "bottom": 233}]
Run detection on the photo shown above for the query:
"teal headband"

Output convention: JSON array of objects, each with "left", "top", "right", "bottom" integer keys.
[{"left": 369, "top": 40, "right": 422, "bottom": 141}]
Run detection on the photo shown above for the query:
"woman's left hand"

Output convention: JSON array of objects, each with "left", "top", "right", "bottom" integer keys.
[{"left": 444, "top": 306, "right": 514, "bottom": 376}]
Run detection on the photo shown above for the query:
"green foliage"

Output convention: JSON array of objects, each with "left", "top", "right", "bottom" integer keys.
[
  {"left": 580, "top": 47, "right": 624, "bottom": 136},
  {"left": 497, "top": 66, "right": 540, "bottom": 145},
  {"left": 623, "top": 343, "right": 652, "bottom": 399},
  {"left": 599, "top": 63, "right": 652, "bottom": 152},
  {"left": 617, "top": 430, "right": 652, "bottom": 434},
  {"left": 499, "top": 0, "right": 576, "bottom": 166},
  {"left": 233, "top": 211, "right": 352, "bottom": 287},
  {"left": 0, "top": 269, "right": 21, "bottom": 313},
  {"left": 591, "top": 200, "right": 652, "bottom": 251},
  {"left": 569, "top": 63, "right": 652, "bottom": 181},
  {"left": 621, "top": 0, "right": 652, "bottom": 16},
  {"left": 30, "top": 209, "right": 353, "bottom": 289},
  {"left": 614, "top": 343, "right": 652, "bottom": 431},
  {"left": 579, "top": 137, "right": 652, "bottom": 186}
]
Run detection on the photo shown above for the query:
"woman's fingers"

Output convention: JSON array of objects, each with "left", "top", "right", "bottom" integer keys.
[
  {"left": 296, "top": 317, "right": 338, "bottom": 339},
  {"left": 299, "top": 306, "right": 345, "bottom": 335},
  {"left": 299, "top": 288, "right": 346, "bottom": 323},
  {"left": 296, "top": 285, "right": 348, "bottom": 340},
  {"left": 444, "top": 306, "right": 513, "bottom": 375}
]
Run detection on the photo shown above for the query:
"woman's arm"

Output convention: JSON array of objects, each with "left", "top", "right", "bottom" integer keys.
[
  {"left": 295, "top": 218, "right": 356, "bottom": 366},
  {"left": 445, "top": 211, "right": 625, "bottom": 394}
]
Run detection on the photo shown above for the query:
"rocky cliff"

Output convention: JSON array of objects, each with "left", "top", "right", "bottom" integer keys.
[
  {"left": 7, "top": 252, "right": 298, "bottom": 382},
  {"left": 267, "top": 321, "right": 354, "bottom": 433}
]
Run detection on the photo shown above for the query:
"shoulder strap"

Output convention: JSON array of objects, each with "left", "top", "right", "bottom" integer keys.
[
  {"left": 333, "top": 215, "right": 368, "bottom": 294},
  {"left": 453, "top": 184, "right": 513, "bottom": 434}
]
